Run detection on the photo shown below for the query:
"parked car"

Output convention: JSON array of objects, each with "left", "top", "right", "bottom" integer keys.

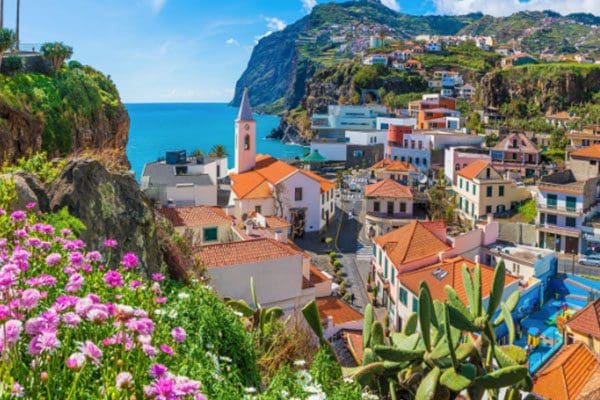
[{"left": 579, "top": 253, "right": 600, "bottom": 266}]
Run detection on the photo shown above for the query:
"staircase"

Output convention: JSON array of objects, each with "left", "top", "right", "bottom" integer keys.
[{"left": 564, "top": 277, "right": 593, "bottom": 293}]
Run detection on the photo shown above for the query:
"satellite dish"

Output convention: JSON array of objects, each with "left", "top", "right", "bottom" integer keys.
[
  {"left": 241, "top": 213, "right": 248, "bottom": 221},
  {"left": 419, "top": 174, "right": 429, "bottom": 184}
]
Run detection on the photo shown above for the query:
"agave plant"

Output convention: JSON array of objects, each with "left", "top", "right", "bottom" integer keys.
[
  {"left": 347, "top": 261, "right": 531, "bottom": 400},
  {"left": 226, "top": 276, "right": 284, "bottom": 344}
]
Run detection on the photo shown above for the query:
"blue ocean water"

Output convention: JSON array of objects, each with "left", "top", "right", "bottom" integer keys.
[{"left": 125, "top": 103, "right": 307, "bottom": 179}]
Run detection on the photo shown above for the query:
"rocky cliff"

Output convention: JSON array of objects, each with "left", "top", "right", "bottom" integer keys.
[
  {"left": 478, "top": 64, "right": 600, "bottom": 113},
  {"left": 0, "top": 65, "right": 130, "bottom": 167}
]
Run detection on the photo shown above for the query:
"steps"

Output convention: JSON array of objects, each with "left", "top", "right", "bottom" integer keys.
[
  {"left": 566, "top": 294, "right": 588, "bottom": 302},
  {"left": 565, "top": 278, "right": 593, "bottom": 293},
  {"left": 355, "top": 243, "right": 373, "bottom": 262}
]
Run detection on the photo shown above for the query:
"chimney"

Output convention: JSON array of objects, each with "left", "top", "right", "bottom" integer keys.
[
  {"left": 487, "top": 214, "right": 493, "bottom": 225},
  {"left": 245, "top": 220, "right": 253, "bottom": 236},
  {"left": 327, "top": 315, "right": 334, "bottom": 330},
  {"left": 474, "top": 255, "right": 480, "bottom": 265},
  {"left": 274, "top": 229, "right": 285, "bottom": 242},
  {"left": 438, "top": 251, "right": 445, "bottom": 262}
]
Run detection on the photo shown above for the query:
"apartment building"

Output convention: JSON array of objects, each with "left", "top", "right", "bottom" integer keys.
[{"left": 490, "top": 132, "right": 542, "bottom": 178}]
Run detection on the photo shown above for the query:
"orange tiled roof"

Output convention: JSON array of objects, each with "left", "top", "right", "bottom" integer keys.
[
  {"left": 571, "top": 144, "right": 600, "bottom": 160},
  {"left": 365, "top": 179, "right": 413, "bottom": 199},
  {"left": 309, "top": 264, "right": 330, "bottom": 285},
  {"left": 316, "top": 296, "right": 363, "bottom": 325},
  {"left": 230, "top": 171, "right": 273, "bottom": 199},
  {"left": 344, "top": 330, "right": 364, "bottom": 364},
  {"left": 373, "top": 220, "right": 450, "bottom": 271},
  {"left": 398, "top": 256, "right": 518, "bottom": 303},
  {"left": 370, "top": 159, "right": 418, "bottom": 172},
  {"left": 547, "top": 111, "right": 579, "bottom": 120},
  {"left": 566, "top": 298, "right": 600, "bottom": 339},
  {"left": 195, "top": 238, "right": 301, "bottom": 268},
  {"left": 300, "top": 169, "right": 336, "bottom": 193},
  {"left": 159, "top": 206, "right": 232, "bottom": 227},
  {"left": 457, "top": 159, "right": 491, "bottom": 180},
  {"left": 264, "top": 215, "right": 291, "bottom": 229},
  {"left": 533, "top": 342, "right": 600, "bottom": 400},
  {"left": 302, "top": 276, "right": 314, "bottom": 290}
]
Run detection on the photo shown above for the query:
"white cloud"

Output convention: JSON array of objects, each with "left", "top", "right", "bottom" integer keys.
[
  {"left": 264, "top": 17, "right": 287, "bottom": 32},
  {"left": 149, "top": 0, "right": 166, "bottom": 13},
  {"left": 225, "top": 38, "right": 240, "bottom": 46},
  {"left": 301, "top": 0, "right": 317, "bottom": 13},
  {"left": 432, "top": 0, "right": 600, "bottom": 17},
  {"left": 380, "top": 0, "right": 401, "bottom": 12}
]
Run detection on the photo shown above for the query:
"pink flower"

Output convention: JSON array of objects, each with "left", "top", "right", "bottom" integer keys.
[
  {"left": 80, "top": 340, "right": 102, "bottom": 365},
  {"left": 151, "top": 273, "right": 165, "bottom": 282},
  {"left": 20, "top": 288, "right": 41, "bottom": 310},
  {"left": 66, "top": 352, "right": 85, "bottom": 371},
  {"left": 10, "top": 210, "right": 26, "bottom": 222},
  {"left": 144, "top": 377, "right": 175, "bottom": 399},
  {"left": 31, "top": 331, "right": 60, "bottom": 354},
  {"left": 0, "top": 319, "right": 23, "bottom": 348},
  {"left": 148, "top": 363, "right": 168, "bottom": 378},
  {"left": 121, "top": 252, "right": 139, "bottom": 270},
  {"left": 142, "top": 343, "right": 157, "bottom": 357},
  {"left": 129, "top": 280, "right": 142, "bottom": 289},
  {"left": 25, "top": 202, "right": 37, "bottom": 209},
  {"left": 68, "top": 251, "right": 84, "bottom": 266},
  {"left": 0, "top": 304, "right": 11, "bottom": 321},
  {"left": 103, "top": 270, "right": 124, "bottom": 288},
  {"left": 11, "top": 381, "right": 23, "bottom": 397},
  {"left": 86, "top": 251, "right": 103, "bottom": 263},
  {"left": 86, "top": 306, "right": 109, "bottom": 324},
  {"left": 154, "top": 297, "right": 167, "bottom": 304},
  {"left": 159, "top": 344, "right": 174, "bottom": 356},
  {"left": 62, "top": 312, "right": 81, "bottom": 328},
  {"left": 103, "top": 239, "right": 118, "bottom": 248},
  {"left": 65, "top": 273, "right": 84, "bottom": 293},
  {"left": 171, "top": 327, "right": 186, "bottom": 343},
  {"left": 116, "top": 372, "right": 134, "bottom": 390}
]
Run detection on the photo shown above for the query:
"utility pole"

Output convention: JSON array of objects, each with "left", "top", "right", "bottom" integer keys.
[
  {"left": 15, "top": 0, "right": 19, "bottom": 50},
  {"left": 1, "top": 0, "right": 4, "bottom": 29}
]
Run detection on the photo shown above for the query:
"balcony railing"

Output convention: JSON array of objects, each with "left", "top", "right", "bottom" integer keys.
[{"left": 366, "top": 212, "right": 413, "bottom": 220}]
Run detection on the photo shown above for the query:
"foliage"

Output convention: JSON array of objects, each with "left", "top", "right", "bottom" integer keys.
[
  {"left": 0, "top": 66, "right": 121, "bottom": 155},
  {"left": 348, "top": 262, "right": 529, "bottom": 399},
  {"left": 192, "top": 148, "right": 204, "bottom": 157},
  {"left": 2, "top": 55, "right": 23, "bottom": 75},
  {"left": 516, "top": 199, "right": 537, "bottom": 224},
  {"left": 2, "top": 153, "right": 66, "bottom": 183},
  {"left": 352, "top": 64, "right": 427, "bottom": 93},
  {"left": 414, "top": 42, "right": 500, "bottom": 73},
  {"left": 466, "top": 111, "right": 483, "bottom": 134},
  {"left": 426, "top": 169, "right": 454, "bottom": 223},
  {"left": 42, "top": 207, "right": 87, "bottom": 235},
  {"left": 383, "top": 91, "right": 427, "bottom": 110},
  {"left": 0, "top": 28, "right": 16, "bottom": 54},
  {"left": 541, "top": 148, "right": 566, "bottom": 164},
  {"left": 0, "top": 176, "right": 17, "bottom": 211},
  {"left": 208, "top": 144, "right": 228, "bottom": 158},
  {"left": 41, "top": 42, "right": 74, "bottom": 77}
]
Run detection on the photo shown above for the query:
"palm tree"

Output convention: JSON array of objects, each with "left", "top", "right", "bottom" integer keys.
[
  {"left": 40, "top": 42, "right": 73, "bottom": 77},
  {"left": 209, "top": 144, "right": 228, "bottom": 158},
  {"left": 0, "top": 28, "right": 16, "bottom": 67}
]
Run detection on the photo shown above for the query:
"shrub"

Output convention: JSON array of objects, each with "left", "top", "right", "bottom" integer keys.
[
  {"left": 3, "top": 55, "right": 23, "bottom": 75},
  {"left": 333, "top": 260, "right": 342, "bottom": 271}
]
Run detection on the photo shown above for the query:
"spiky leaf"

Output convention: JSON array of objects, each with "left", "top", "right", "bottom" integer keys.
[
  {"left": 494, "top": 291, "right": 520, "bottom": 325},
  {"left": 444, "top": 304, "right": 458, "bottom": 368},
  {"left": 250, "top": 276, "right": 259, "bottom": 309},
  {"left": 363, "top": 304, "right": 374, "bottom": 349},
  {"left": 373, "top": 345, "right": 425, "bottom": 362},
  {"left": 501, "top": 303, "right": 515, "bottom": 345},
  {"left": 432, "top": 300, "right": 443, "bottom": 329},
  {"left": 390, "top": 332, "right": 420, "bottom": 350},
  {"left": 473, "top": 366, "right": 529, "bottom": 389},
  {"left": 440, "top": 363, "right": 476, "bottom": 391},
  {"left": 496, "top": 345, "right": 527, "bottom": 366},
  {"left": 487, "top": 260, "right": 505, "bottom": 317},
  {"left": 456, "top": 342, "right": 475, "bottom": 360},
  {"left": 473, "top": 263, "right": 482, "bottom": 316},
  {"left": 403, "top": 313, "right": 418, "bottom": 335},
  {"left": 226, "top": 299, "right": 254, "bottom": 317},
  {"left": 371, "top": 321, "right": 385, "bottom": 346},
  {"left": 445, "top": 285, "right": 473, "bottom": 320},
  {"left": 419, "top": 283, "right": 433, "bottom": 351},
  {"left": 351, "top": 362, "right": 385, "bottom": 386},
  {"left": 301, "top": 301, "right": 324, "bottom": 340},
  {"left": 447, "top": 304, "right": 480, "bottom": 332},
  {"left": 265, "top": 307, "right": 283, "bottom": 322},
  {"left": 416, "top": 367, "right": 441, "bottom": 400},
  {"left": 461, "top": 263, "right": 475, "bottom": 314},
  {"left": 362, "top": 348, "right": 377, "bottom": 365}
]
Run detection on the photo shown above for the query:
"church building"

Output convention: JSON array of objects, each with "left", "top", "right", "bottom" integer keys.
[{"left": 228, "top": 89, "right": 335, "bottom": 235}]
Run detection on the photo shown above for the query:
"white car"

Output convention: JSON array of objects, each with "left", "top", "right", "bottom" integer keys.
[{"left": 579, "top": 253, "right": 600, "bottom": 266}]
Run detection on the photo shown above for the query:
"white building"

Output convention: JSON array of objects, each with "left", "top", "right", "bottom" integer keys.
[
  {"left": 311, "top": 105, "right": 389, "bottom": 138},
  {"left": 426, "top": 42, "right": 442, "bottom": 52},
  {"left": 376, "top": 117, "right": 417, "bottom": 130},
  {"left": 363, "top": 54, "right": 387, "bottom": 66}
]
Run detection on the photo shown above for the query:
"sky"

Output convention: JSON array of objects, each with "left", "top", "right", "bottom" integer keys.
[{"left": 5, "top": 0, "right": 599, "bottom": 103}]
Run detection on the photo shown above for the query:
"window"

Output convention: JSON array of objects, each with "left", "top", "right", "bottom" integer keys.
[
  {"left": 398, "top": 287, "right": 408, "bottom": 305},
  {"left": 384, "top": 258, "right": 388, "bottom": 279},
  {"left": 547, "top": 194, "right": 557, "bottom": 208},
  {"left": 464, "top": 199, "right": 469, "bottom": 212},
  {"left": 459, "top": 178, "right": 463, "bottom": 189},
  {"left": 566, "top": 196, "right": 577, "bottom": 211},
  {"left": 466, "top": 181, "right": 470, "bottom": 192},
  {"left": 391, "top": 270, "right": 395, "bottom": 284},
  {"left": 547, "top": 214, "right": 557, "bottom": 225},
  {"left": 411, "top": 140, "right": 415, "bottom": 149},
  {"left": 423, "top": 159, "right": 427, "bottom": 166},
  {"left": 400, "top": 202, "right": 406, "bottom": 213},
  {"left": 412, "top": 297, "right": 418, "bottom": 312},
  {"left": 321, "top": 194, "right": 324, "bottom": 205},
  {"left": 472, "top": 185, "right": 476, "bottom": 195},
  {"left": 486, "top": 205, "right": 492, "bottom": 214},
  {"left": 244, "top": 134, "right": 250, "bottom": 150},
  {"left": 294, "top": 188, "right": 303, "bottom": 201},
  {"left": 374, "top": 201, "right": 380, "bottom": 212},
  {"left": 499, "top": 186, "right": 505, "bottom": 197},
  {"left": 203, "top": 227, "right": 218, "bottom": 242},
  {"left": 459, "top": 197, "right": 463, "bottom": 208},
  {"left": 401, "top": 156, "right": 406, "bottom": 162},
  {"left": 415, "top": 157, "right": 420, "bottom": 165},
  {"left": 387, "top": 202, "right": 394, "bottom": 215},
  {"left": 353, "top": 150, "right": 364, "bottom": 158},
  {"left": 486, "top": 186, "right": 492, "bottom": 197},
  {"left": 540, "top": 212, "right": 545, "bottom": 224},
  {"left": 255, "top": 205, "right": 262, "bottom": 214},
  {"left": 216, "top": 165, "right": 221, "bottom": 178},
  {"left": 566, "top": 217, "right": 576, "bottom": 228},
  {"left": 486, "top": 168, "right": 490, "bottom": 179}
]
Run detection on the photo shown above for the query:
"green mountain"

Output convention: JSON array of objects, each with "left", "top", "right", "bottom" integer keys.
[{"left": 231, "top": 1, "right": 600, "bottom": 112}]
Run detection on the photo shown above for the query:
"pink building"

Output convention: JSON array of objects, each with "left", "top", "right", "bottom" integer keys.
[{"left": 444, "top": 146, "right": 491, "bottom": 185}]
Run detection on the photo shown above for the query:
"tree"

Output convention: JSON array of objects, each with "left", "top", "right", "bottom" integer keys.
[
  {"left": 208, "top": 144, "right": 228, "bottom": 158},
  {"left": 41, "top": 42, "right": 73, "bottom": 77},
  {"left": 192, "top": 148, "right": 204, "bottom": 157},
  {"left": 426, "top": 169, "right": 453, "bottom": 222},
  {"left": 0, "top": 28, "right": 16, "bottom": 67},
  {"left": 466, "top": 111, "right": 483, "bottom": 134},
  {"left": 2, "top": 55, "right": 22, "bottom": 75}
]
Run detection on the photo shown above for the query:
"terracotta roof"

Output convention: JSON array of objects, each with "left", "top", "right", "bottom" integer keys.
[
  {"left": 159, "top": 206, "right": 232, "bottom": 227},
  {"left": 492, "top": 132, "right": 540, "bottom": 154},
  {"left": 309, "top": 264, "right": 330, "bottom": 286},
  {"left": 546, "top": 111, "right": 579, "bottom": 120},
  {"left": 374, "top": 220, "right": 450, "bottom": 271},
  {"left": 533, "top": 342, "right": 600, "bottom": 400},
  {"left": 365, "top": 179, "right": 413, "bottom": 199},
  {"left": 230, "top": 155, "right": 334, "bottom": 199},
  {"left": 264, "top": 215, "right": 291, "bottom": 229},
  {"left": 344, "top": 330, "right": 364, "bottom": 364},
  {"left": 316, "top": 296, "right": 363, "bottom": 325},
  {"left": 566, "top": 298, "right": 600, "bottom": 339},
  {"left": 195, "top": 238, "right": 301, "bottom": 268},
  {"left": 398, "top": 256, "right": 518, "bottom": 303},
  {"left": 302, "top": 276, "right": 314, "bottom": 290},
  {"left": 571, "top": 145, "right": 600, "bottom": 160},
  {"left": 457, "top": 159, "right": 492, "bottom": 180},
  {"left": 370, "top": 159, "right": 418, "bottom": 172}
]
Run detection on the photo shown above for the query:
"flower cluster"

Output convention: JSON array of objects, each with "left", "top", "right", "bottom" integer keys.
[{"left": 0, "top": 207, "right": 206, "bottom": 399}]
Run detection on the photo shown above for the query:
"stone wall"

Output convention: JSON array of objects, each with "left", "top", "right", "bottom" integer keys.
[
  {"left": 498, "top": 221, "right": 537, "bottom": 246},
  {"left": 1, "top": 54, "right": 51, "bottom": 75}
]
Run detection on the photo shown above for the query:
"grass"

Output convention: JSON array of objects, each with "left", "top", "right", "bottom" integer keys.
[{"left": 512, "top": 199, "right": 537, "bottom": 224}]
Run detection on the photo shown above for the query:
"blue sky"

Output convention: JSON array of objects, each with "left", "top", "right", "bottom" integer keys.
[{"left": 6, "top": 0, "right": 598, "bottom": 103}]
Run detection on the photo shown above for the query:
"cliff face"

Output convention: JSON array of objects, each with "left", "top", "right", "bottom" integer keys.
[
  {"left": 0, "top": 66, "right": 130, "bottom": 167},
  {"left": 478, "top": 64, "right": 600, "bottom": 113}
]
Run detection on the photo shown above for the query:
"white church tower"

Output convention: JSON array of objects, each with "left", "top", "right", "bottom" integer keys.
[{"left": 234, "top": 88, "right": 256, "bottom": 174}]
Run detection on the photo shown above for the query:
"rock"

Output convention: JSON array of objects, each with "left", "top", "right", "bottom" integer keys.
[
  {"left": 0, "top": 102, "right": 44, "bottom": 164},
  {"left": 0, "top": 172, "right": 47, "bottom": 211},
  {"left": 47, "top": 158, "right": 162, "bottom": 274}
]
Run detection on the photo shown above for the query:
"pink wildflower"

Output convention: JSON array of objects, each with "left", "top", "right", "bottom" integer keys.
[
  {"left": 10, "top": 210, "right": 26, "bottom": 222},
  {"left": 159, "top": 344, "right": 174, "bottom": 356},
  {"left": 62, "top": 312, "right": 81, "bottom": 328},
  {"left": 65, "top": 273, "right": 84, "bottom": 293},
  {"left": 66, "top": 352, "right": 85, "bottom": 371},
  {"left": 151, "top": 273, "right": 165, "bottom": 282},
  {"left": 68, "top": 251, "right": 84, "bottom": 266},
  {"left": 80, "top": 340, "right": 102, "bottom": 365},
  {"left": 121, "top": 252, "right": 139, "bottom": 270},
  {"left": 25, "top": 202, "right": 37, "bottom": 209},
  {"left": 149, "top": 363, "right": 168, "bottom": 378},
  {"left": 103, "top": 239, "right": 118, "bottom": 248},
  {"left": 20, "top": 288, "right": 41, "bottom": 310},
  {"left": 116, "top": 372, "right": 134, "bottom": 390},
  {"left": 171, "top": 327, "right": 186, "bottom": 343},
  {"left": 103, "top": 270, "right": 124, "bottom": 288}
]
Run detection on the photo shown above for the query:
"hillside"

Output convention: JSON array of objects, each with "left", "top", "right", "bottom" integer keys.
[
  {"left": 0, "top": 63, "right": 129, "bottom": 166},
  {"left": 232, "top": 2, "right": 600, "bottom": 113}
]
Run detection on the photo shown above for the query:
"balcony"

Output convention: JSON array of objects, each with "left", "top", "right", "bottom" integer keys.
[
  {"left": 536, "top": 223, "right": 581, "bottom": 238},
  {"left": 537, "top": 204, "right": 582, "bottom": 217},
  {"left": 366, "top": 212, "right": 413, "bottom": 224}
]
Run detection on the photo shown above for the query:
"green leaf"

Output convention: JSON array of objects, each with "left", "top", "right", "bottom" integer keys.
[
  {"left": 390, "top": 332, "right": 420, "bottom": 350},
  {"left": 432, "top": 300, "right": 443, "bottom": 329},
  {"left": 301, "top": 301, "right": 324, "bottom": 340},
  {"left": 474, "top": 366, "right": 529, "bottom": 389},
  {"left": 373, "top": 345, "right": 425, "bottom": 362},
  {"left": 264, "top": 307, "right": 283, "bottom": 322},
  {"left": 419, "top": 282, "right": 433, "bottom": 351},
  {"left": 350, "top": 362, "right": 385, "bottom": 386},
  {"left": 444, "top": 304, "right": 458, "bottom": 368},
  {"left": 416, "top": 367, "right": 441, "bottom": 400},
  {"left": 474, "top": 263, "right": 482, "bottom": 316},
  {"left": 494, "top": 291, "right": 520, "bottom": 325},
  {"left": 362, "top": 348, "right": 377, "bottom": 365},
  {"left": 226, "top": 299, "right": 254, "bottom": 317},
  {"left": 371, "top": 321, "right": 385, "bottom": 346},
  {"left": 461, "top": 263, "right": 476, "bottom": 314},
  {"left": 501, "top": 303, "right": 515, "bottom": 345},
  {"left": 403, "top": 313, "right": 418, "bottom": 335},
  {"left": 487, "top": 260, "right": 505, "bottom": 317},
  {"left": 447, "top": 304, "right": 480, "bottom": 332},
  {"left": 496, "top": 345, "right": 527, "bottom": 366},
  {"left": 363, "top": 304, "right": 374, "bottom": 349},
  {"left": 440, "top": 364, "right": 476, "bottom": 391},
  {"left": 250, "top": 276, "right": 259, "bottom": 309},
  {"left": 456, "top": 342, "right": 475, "bottom": 360},
  {"left": 445, "top": 285, "right": 473, "bottom": 320}
]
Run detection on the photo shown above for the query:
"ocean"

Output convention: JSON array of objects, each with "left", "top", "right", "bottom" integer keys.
[{"left": 125, "top": 103, "right": 307, "bottom": 179}]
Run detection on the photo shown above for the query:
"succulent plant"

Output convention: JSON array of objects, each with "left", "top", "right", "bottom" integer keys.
[{"left": 347, "top": 260, "right": 530, "bottom": 399}]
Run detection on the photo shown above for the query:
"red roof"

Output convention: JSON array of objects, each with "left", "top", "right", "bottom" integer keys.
[
  {"left": 159, "top": 206, "right": 232, "bottom": 227},
  {"left": 566, "top": 298, "right": 600, "bottom": 339},
  {"left": 457, "top": 159, "right": 492, "bottom": 180},
  {"left": 398, "top": 256, "right": 518, "bottom": 302},
  {"left": 365, "top": 179, "right": 413, "bottom": 199},
  {"left": 533, "top": 342, "right": 600, "bottom": 400},
  {"left": 309, "top": 264, "right": 330, "bottom": 286},
  {"left": 492, "top": 132, "right": 539, "bottom": 155},
  {"left": 370, "top": 159, "right": 418, "bottom": 172},
  {"left": 316, "top": 296, "right": 363, "bottom": 325},
  {"left": 374, "top": 220, "right": 449, "bottom": 271},
  {"left": 195, "top": 238, "right": 301, "bottom": 268},
  {"left": 571, "top": 144, "right": 600, "bottom": 160},
  {"left": 344, "top": 330, "right": 364, "bottom": 364}
]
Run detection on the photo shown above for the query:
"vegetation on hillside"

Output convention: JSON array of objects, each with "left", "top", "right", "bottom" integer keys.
[{"left": 414, "top": 41, "right": 501, "bottom": 73}]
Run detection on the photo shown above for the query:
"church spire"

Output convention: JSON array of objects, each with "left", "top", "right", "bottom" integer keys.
[{"left": 237, "top": 88, "right": 254, "bottom": 122}]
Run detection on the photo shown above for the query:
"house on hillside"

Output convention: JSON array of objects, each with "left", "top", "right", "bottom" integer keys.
[
  {"left": 501, "top": 54, "right": 537, "bottom": 69},
  {"left": 565, "top": 299, "right": 600, "bottom": 355},
  {"left": 159, "top": 205, "right": 234, "bottom": 246},
  {"left": 490, "top": 132, "right": 542, "bottom": 178},
  {"left": 546, "top": 111, "right": 580, "bottom": 129},
  {"left": 364, "top": 179, "right": 414, "bottom": 237}
]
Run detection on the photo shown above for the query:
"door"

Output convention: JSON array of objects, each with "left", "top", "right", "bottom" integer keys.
[
  {"left": 387, "top": 202, "right": 394, "bottom": 215},
  {"left": 565, "top": 237, "right": 579, "bottom": 255}
]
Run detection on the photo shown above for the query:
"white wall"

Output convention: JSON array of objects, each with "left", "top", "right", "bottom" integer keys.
[
  {"left": 376, "top": 117, "right": 417, "bottom": 130},
  {"left": 165, "top": 184, "right": 217, "bottom": 207},
  {"left": 310, "top": 142, "right": 347, "bottom": 162},
  {"left": 280, "top": 171, "right": 322, "bottom": 232}
]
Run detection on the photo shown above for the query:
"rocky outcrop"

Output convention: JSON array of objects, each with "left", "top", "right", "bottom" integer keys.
[
  {"left": 0, "top": 102, "right": 44, "bottom": 164},
  {"left": 478, "top": 65, "right": 600, "bottom": 113},
  {"left": 268, "top": 118, "right": 309, "bottom": 145}
]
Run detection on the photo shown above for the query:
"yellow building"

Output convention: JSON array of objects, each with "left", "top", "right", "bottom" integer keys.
[
  {"left": 565, "top": 298, "right": 600, "bottom": 355},
  {"left": 453, "top": 160, "right": 530, "bottom": 221}
]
